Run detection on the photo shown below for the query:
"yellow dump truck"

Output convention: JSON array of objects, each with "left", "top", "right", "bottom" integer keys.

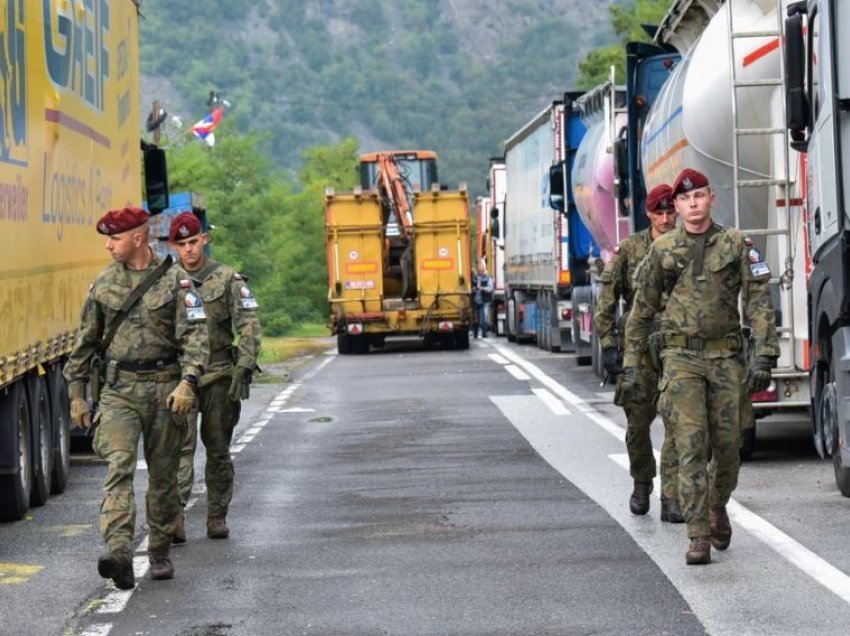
[
  {"left": 0, "top": 1, "right": 143, "bottom": 520},
  {"left": 326, "top": 151, "right": 472, "bottom": 353}
]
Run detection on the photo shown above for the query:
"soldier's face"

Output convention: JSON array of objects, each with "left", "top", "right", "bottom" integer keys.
[
  {"left": 105, "top": 228, "right": 146, "bottom": 263},
  {"left": 647, "top": 208, "right": 677, "bottom": 236},
  {"left": 674, "top": 187, "right": 714, "bottom": 227},
  {"left": 172, "top": 234, "right": 208, "bottom": 272}
]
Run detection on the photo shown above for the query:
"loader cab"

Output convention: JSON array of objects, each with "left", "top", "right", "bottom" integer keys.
[{"left": 359, "top": 150, "right": 439, "bottom": 192}]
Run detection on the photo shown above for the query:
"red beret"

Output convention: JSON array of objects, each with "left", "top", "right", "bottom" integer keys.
[
  {"left": 96, "top": 206, "right": 149, "bottom": 236},
  {"left": 646, "top": 184, "right": 674, "bottom": 213},
  {"left": 672, "top": 168, "right": 710, "bottom": 195},
  {"left": 168, "top": 212, "right": 202, "bottom": 242}
]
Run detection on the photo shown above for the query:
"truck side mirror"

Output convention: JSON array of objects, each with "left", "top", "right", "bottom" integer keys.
[
  {"left": 489, "top": 207, "right": 500, "bottom": 239},
  {"left": 784, "top": 13, "right": 810, "bottom": 151},
  {"left": 142, "top": 142, "right": 169, "bottom": 214},
  {"left": 548, "top": 163, "right": 565, "bottom": 212}
]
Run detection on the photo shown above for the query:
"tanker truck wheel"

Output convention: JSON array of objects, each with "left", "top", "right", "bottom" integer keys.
[
  {"left": 454, "top": 330, "right": 470, "bottom": 350},
  {"left": 824, "top": 356, "right": 850, "bottom": 496},
  {"left": 27, "top": 374, "right": 53, "bottom": 507},
  {"left": 0, "top": 381, "right": 32, "bottom": 521},
  {"left": 48, "top": 365, "right": 71, "bottom": 495}
]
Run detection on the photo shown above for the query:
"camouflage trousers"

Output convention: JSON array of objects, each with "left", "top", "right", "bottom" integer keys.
[
  {"left": 657, "top": 352, "right": 745, "bottom": 538},
  {"left": 93, "top": 376, "right": 185, "bottom": 552},
  {"left": 615, "top": 357, "right": 679, "bottom": 499},
  {"left": 177, "top": 374, "right": 241, "bottom": 518}
]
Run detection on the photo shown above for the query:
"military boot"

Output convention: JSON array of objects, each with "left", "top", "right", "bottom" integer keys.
[
  {"left": 207, "top": 516, "right": 230, "bottom": 539},
  {"left": 629, "top": 481, "right": 653, "bottom": 515},
  {"left": 709, "top": 505, "right": 732, "bottom": 550},
  {"left": 685, "top": 536, "right": 712, "bottom": 565},
  {"left": 172, "top": 511, "right": 187, "bottom": 545},
  {"left": 660, "top": 497, "right": 685, "bottom": 523},
  {"left": 97, "top": 545, "right": 135, "bottom": 590},
  {"left": 149, "top": 548, "right": 174, "bottom": 580}
]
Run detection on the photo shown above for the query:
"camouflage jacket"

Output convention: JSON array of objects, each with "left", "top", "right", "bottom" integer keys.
[
  {"left": 594, "top": 229, "right": 653, "bottom": 350},
  {"left": 194, "top": 259, "right": 261, "bottom": 371},
  {"left": 623, "top": 223, "right": 779, "bottom": 367},
  {"left": 64, "top": 252, "right": 209, "bottom": 393}
]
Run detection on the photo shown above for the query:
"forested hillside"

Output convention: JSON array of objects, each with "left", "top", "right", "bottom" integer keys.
[
  {"left": 140, "top": 0, "right": 620, "bottom": 190},
  {"left": 141, "top": 0, "right": 668, "bottom": 334}
]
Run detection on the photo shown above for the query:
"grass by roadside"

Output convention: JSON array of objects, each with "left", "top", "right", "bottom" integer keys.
[{"left": 255, "top": 324, "right": 332, "bottom": 383}]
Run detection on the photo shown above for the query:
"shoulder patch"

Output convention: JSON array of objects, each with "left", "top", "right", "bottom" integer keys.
[
  {"left": 614, "top": 246, "right": 620, "bottom": 254},
  {"left": 233, "top": 273, "right": 243, "bottom": 281},
  {"left": 240, "top": 285, "right": 259, "bottom": 310},
  {"left": 180, "top": 279, "right": 191, "bottom": 289},
  {"left": 744, "top": 236, "right": 754, "bottom": 247},
  {"left": 183, "top": 290, "right": 206, "bottom": 321}
]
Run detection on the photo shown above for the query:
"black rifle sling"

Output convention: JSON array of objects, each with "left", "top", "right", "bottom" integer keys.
[{"left": 99, "top": 255, "right": 174, "bottom": 354}]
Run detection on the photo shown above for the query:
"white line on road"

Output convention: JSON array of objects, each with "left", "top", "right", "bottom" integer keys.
[
  {"left": 504, "top": 364, "right": 530, "bottom": 380},
  {"left": 492, "top": 342, "right": 850, "bottom": 613},
  {"left": 532, "top": 388, "right": 570, "bottom": 415},
  {"left": 488, "top": 353, "right": 509, "bottom": 365}
]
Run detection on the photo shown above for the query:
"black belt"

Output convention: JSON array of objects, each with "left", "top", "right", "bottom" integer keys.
[{"left": 110, "top": 357, "right": 178, "bottom": 372}]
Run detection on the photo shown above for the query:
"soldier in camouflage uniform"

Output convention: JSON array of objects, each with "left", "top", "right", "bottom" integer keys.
[
  {"left": 622, "top": 169, "right": 778, "bottom": 565},
  {"left": 595, "top": 184, "right": 682, "bottom": 522},
  {"left": 168, "top": 212, "right": 261, "bottom": 541},
  {"left": 65, "top": 206, "right": 209, "bottom": 588}
]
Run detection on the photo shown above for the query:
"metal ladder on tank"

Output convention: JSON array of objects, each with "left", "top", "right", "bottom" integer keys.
[
  {"left": 726, "top": 0, "right": 807, "bottom": 407},
  {"left": 606, "top": 65, "right": 629, "bottom": 244}
]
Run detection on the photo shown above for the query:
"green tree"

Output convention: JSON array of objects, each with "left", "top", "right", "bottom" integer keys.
[{"left": 576, "top": 0, "right": 670, "bottom": 88}]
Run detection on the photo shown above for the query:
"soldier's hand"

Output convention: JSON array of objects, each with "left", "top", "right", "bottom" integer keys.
[
  {"left": 228, "top": 366, "right": 253, "bottom": 402},
  {"left": 748, "top": 355, "right": 775, "bottom": 394},
  {"left": 602, "top": 347, "right": 621, "bottom": 377},
  {"left": 619, "top": 367, "right": 637, "bottom": 403},
  {"left": 167, "top": 380, "right": 196, "bottom": 414},
  {"left": 69, "top": 398, "right": 90, "bottom": 429}
]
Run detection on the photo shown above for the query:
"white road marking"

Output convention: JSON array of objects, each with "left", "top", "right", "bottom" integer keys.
[
  {"left": 488, "top": 353, "right": 509, "bottom": 365},
  {"left": 504, "top": 364, "right": 530, "bottom": 381},
  {"left": 532, "top": 388, "right": 570, "bottom": 415},
  {"left": 492, "top": 343, "right": 850, "bottom": 628},
  {"left": 275, "top": 407, "right": 316, "bottom": 413}
]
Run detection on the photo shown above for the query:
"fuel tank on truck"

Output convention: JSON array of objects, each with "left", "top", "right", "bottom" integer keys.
[
  {"left": 642, "top": 0, "right": 786, "bottom": 232},
  {"left": 571, "top": 100, "right": 627, "bottom": 261}
]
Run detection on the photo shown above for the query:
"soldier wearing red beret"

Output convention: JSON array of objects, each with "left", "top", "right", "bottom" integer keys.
[
  {"left": 168, "top": 211, "right": 261, "bottom": 543},
  {"left": 595, "top": 183, "right": 682, "bottom": 524},
  {"left": 64, "top": 205, "right": 210, "bottom": 588},
  {"left": 623, "top": 168, "right": 778, "bottom": 565}
]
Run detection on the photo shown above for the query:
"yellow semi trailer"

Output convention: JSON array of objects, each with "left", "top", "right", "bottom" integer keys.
[
  {"left": 326, "top": 151, "right": 472, "bottom": 353},
  {"left": 0, "top": 0, "right": 142, "bottom": 520}
]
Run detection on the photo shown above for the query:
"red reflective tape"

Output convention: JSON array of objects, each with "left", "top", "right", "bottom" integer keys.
[{"left": 743, "top": 38, "right": 779, "bottom": 67}]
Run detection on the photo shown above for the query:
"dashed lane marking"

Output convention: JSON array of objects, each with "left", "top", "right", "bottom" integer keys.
[
  {"left": 532, "top": 387, "right": 570, "bottom": 415},
  {"left": 504, "top": 364, "right": 530, "bottom": 381}
]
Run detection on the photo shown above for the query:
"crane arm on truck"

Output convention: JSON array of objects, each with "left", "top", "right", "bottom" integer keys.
[{"left": 377, "top": 153, "right": 414, "bottom": 239}]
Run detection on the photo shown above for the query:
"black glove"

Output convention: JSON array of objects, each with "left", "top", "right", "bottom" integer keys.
[
  {"left": 602, "top": 347, "right": 621, "bottom": 377},
  {"left": 619, "top": 367, "right": 637, "bottom": 403},
  {"left": 747, "top": 355, "right": 775, "bottom": 394},
  {"left": 228, "top": 366, "right": 253, "bottom": 402}
]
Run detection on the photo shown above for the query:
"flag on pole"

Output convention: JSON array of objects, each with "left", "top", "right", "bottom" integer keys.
[{"left": 192, "top": 106, "right": 224, "bottom": 146}]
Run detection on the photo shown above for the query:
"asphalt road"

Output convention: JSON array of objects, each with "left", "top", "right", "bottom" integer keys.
[{"left": 1, "top": 337, "right": 849, "bottom": 635}]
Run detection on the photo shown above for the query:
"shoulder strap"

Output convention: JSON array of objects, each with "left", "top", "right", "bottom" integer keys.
[
  {"left": 99, "top": 255, "right": 174, "bottom": 353},
  {"left": 195, "top": 259, "right": 222, "bottom": 282},
  {"left": 665, "top": 224, "right": 723, "bottom": 295}
]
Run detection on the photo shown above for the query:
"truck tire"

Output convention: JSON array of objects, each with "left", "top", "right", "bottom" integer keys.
[
  {"left": 48, "top": 365, "right": 71, "bottom": 495},
  {"left": 821, "top": 355, "right": 850, "bottom": 496},
  {"left": 337, "top": 333, "right": 354, "bottom": 355},
  {"left": 352, "top": 334, "right": 369, "bottom": 354},
  {"left": 0, "top": 381, "right": 32, "bottom": 521},
  {"left": 454, "top": 330, "right": 470, "bottom": 350},
  {"left": 27, "top": 375, "right": 53, "bottom": 507}
]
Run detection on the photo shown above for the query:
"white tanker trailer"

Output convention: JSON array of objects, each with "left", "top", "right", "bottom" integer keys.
[{"left": 642, "top": 0, "right": 809, "bottom": 433}]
